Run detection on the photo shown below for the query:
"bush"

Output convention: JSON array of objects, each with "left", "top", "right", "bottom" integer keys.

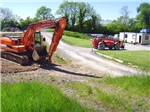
[
  {"left": 124, "top": 39, "right": 127, "bottom": 43},
  {"left": 46, "top": 29, "right": 92, "bottom": 40},
  {"left": 2, "top": 27, "right": 10, "bottom": 32},
  {"left": 64, "top": 30, "right": 92, "bottom": 39},
  {"left": 116, "top": 37, "right": 120, "bottom": 40},
  {"left": 46, "top": 29, "right": 55, "bottom": 32}
]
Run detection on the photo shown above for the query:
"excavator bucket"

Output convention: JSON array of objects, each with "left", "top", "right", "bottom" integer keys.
[{"left": 32, "top": 46, "right": 48, "bottom": 61}]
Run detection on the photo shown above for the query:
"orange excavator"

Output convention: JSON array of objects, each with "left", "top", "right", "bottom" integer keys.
[{"left": 0, "top": 17, "right": 67, "bottom": 65}]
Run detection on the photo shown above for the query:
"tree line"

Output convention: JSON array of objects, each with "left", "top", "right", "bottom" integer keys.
[{"left": 1, "top": 1, "right": 150, "bottom": 35}]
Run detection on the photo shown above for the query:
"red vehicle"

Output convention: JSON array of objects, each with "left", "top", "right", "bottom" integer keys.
[{"left": 92, "top": 35, "right": 125, "bottom": 50}]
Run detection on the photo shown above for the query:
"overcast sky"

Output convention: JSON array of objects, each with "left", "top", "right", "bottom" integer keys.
[{"left": 1, "top": 0, "right": 149, "bottom": 20}]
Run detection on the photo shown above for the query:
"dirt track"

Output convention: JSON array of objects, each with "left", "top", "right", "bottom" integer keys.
[
  {"left": 1, "top": 51, "right": 103, "bottom": 93},
  {"left": 0, "top": 32, "right": 146, "bottom": 76},
  {"left": 42, "top": 32, "right": 145, "bottom": 77},
  {"left": 1, "top": 58, "right": 41, "bottom": 73},
  {"left": 1, "top": 32, "right": 147, "bottom": 76}
]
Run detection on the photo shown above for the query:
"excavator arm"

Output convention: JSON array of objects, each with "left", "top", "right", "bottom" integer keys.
[
  {"left": 47, "top": 18, "right": 66, "bottom": 61},
  {"left": 32, "top": 17, "right": 66, "bottom": 62},
  {"left": 21, "top": 17, "right": 66, "bottom": 48},
  {"left": 30, "top": 17, "right": 66, "bottom": 62}
]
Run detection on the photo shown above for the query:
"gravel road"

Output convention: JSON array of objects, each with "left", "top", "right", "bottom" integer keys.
[
  {"left": 41, "top": 32, "right": 146, "bottom": 77},
  {"left": 125, "top": 43, "right": 150, "bottom": 50}
]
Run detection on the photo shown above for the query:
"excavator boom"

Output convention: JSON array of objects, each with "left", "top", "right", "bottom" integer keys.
[
  {"left": 32, "top": 17, "right": 66, "bottom": 62},
  {"left": 21, "top": 19, "right": 56, "bottom": 48},
  {"left": 48, "top": 18, "right": 66, "bottom": 61}
]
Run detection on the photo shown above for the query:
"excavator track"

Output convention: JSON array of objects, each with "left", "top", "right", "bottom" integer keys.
[{"left": 1, "top": 50, "right": 29, "bottom": 65}]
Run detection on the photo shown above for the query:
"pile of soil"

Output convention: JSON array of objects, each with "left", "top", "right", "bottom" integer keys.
[{"left": 1, "top": 58, "right": 41, "bottom": 73}]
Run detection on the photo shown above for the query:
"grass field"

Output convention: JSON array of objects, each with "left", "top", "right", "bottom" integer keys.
[
  {"left": 62, "top": 74, "right": 150, "bottom": 111},
  {"left": 46, "top": 29, "right": 91, "bottom": 40},
  {"left": 62, "top": 35, "right": 92, "bottom": 47},
  {"left": 98, "top": 74, "right": 150, "bottom": 97},
  {"left": 1, "top": 82, "right": 91, "bottom": 112},
  {"left": 96, "top": 50, "right": 150, "bottom": 72},
  {"left": 96, "top": 74, "right": 150, "bottom": 111}
]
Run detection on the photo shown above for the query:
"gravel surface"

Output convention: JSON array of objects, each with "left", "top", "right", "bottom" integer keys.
[
  {"left": 124, "top": 43, "right": 150, "bottom": 50},
  {"left": 42, "top": 32, "right": 146, "bottom": 77},
  {"left": 1, "top": 32, "right": 148, "bottom": 76}
]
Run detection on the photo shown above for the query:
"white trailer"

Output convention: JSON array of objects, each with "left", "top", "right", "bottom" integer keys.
[{"left": 119, "top": 32, "right": 150, "bottom": 44}]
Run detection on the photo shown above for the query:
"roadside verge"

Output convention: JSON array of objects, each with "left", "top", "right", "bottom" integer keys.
[{"left": 95, "top": 51, "right": 124, "bottom": 63}]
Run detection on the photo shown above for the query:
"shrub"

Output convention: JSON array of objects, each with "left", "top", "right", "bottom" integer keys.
[
  {"left": 46, "top": 29, "right": 55, "bottom": 32},
  {"left": 46, "top": 29, "right": 92, "bottom": 40},
  {"left": 2, "top": 27, "right": 10, "bottom": 32},
  {"left": 124, "top": 39, "right": 127, "bottom": 43},
  {"left": 116, "top": 37, "right": 120, "bottom": 40}
]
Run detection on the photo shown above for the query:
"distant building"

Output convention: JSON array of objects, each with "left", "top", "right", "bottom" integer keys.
[
  {"left": 100, "top": 20, "right": 112, "bottom": 26},
  {"left": 119, "top": 32, "right": 150, "bottom": 45}
]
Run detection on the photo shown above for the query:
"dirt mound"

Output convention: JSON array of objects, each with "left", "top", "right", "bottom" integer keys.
[{"left": 1, "top": 58, "right": 41, "bottom": 73}]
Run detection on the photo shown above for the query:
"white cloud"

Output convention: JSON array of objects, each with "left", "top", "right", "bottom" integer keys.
[
  {"left": 27, "top": 12, "right": 32, "bottom": 15},
  {"left": 25, "top": 12, "right": 34, "bottom": 19},
  {"left": 14, "top": 14, "right": 33, "bottom": 20}
]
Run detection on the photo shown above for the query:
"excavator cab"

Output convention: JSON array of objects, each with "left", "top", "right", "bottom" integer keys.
[{"left": 32, "top": 31, "right": 48, "bottom": 61}]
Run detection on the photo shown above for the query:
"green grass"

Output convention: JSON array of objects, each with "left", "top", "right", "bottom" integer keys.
[
  {"left": 97, "top": 50, "right": 150, "bottom": 72},
  {"left": 98, "top": 75, "right": 150, "bottom": 97},
  {"left": 2, "top": 27, "right": 10, "bottom": 31},
  {"left": 94, "top": 88, "right": 134, "bottom": 111},
  {"left": 46, "top": 28, "right": 55, "bottom": 32},
  {"left": 96, "top": 75, "right": 150, "bottom": 111},
  {"left": 46, "top": 29, "right": 91, "bottom": 40},
  {"left": 6, "top": 29, "right": 92, "bottom": 47},
  {"left": 62, "top": 35, "right": 92, "bottom": 47},
  {"left": 9, "top": 34, "right": 22, "bottom": 36},
  {"left": 63, "top": 82, "right": 93, "bottom": 97},
  {"left": 1, "top": 82, "right": 90, "bottom": 112},
  {"left": 62, "top": 75, "right": 150, "bottom": 111},
  {"left": 52, "top": 52, "right": 71, "bottom": 65}
]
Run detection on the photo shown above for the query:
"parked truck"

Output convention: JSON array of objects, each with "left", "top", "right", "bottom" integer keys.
[{"left": 92, "top": 35, "right": 125, "bottom": 50}]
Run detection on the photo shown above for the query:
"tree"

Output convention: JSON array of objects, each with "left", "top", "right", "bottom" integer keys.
[
  {"left": 136, "top": 3, "right": 150, "bottom": 28},
  {"left": 36, "top": 6, "right": 53, "bottom": 20},
  {"left": 56, "top": 1, "right": 100, "bottom": 33},
  {"left": 83, "top": 12, "right": 101, "bottom": 33},
  {"left": 83, "top": 19, "right": 93, "bottom": 33},
  {"left": 19, "top": 16, "right": 33, "bottom": 30},
  {"left": 1, "top": 8, "right": 13, "bottom": 20},
  {"left": 1, "top": 8, "right": 20, "bottom": 30},
  {"left": 56, "top": 1, "right": 71, "bottom": 29},
  {"left": 90, "top": 10, "right": 101, "bottom": 33},
  {"left": 69, "top": 2, "right": 78, "bottom": 30},
  {"left": 56, "top": 1, "right": 96, "bottom": 32},
  {"left": 77, "top": 2, "right": 91, "bottom": 32},
  {"left": 105, "top": 16, "right": 131, "bottom": 35},
  {"left": 120, "top": 6, "right": 130, "bottom": 26}
]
